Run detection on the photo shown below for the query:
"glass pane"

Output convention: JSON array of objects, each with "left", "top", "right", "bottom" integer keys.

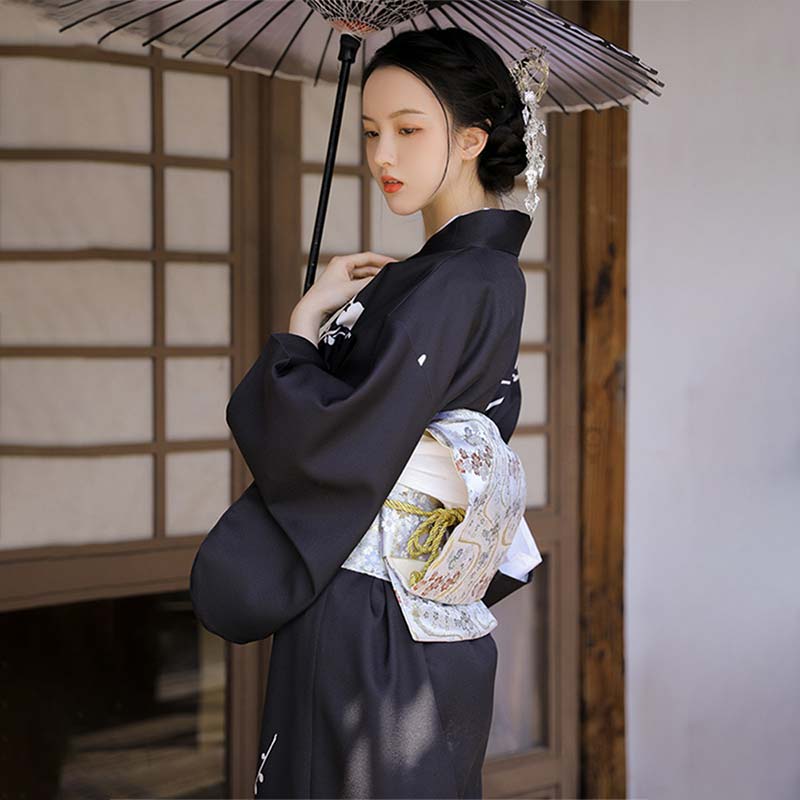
[
  {"left": 510, "top": 185, "right": 547, "bottom": 263},
  {"left": 0, "top": 590, "right": 227, "bottom": 798},
  {"left": 166, "top": 449, "right": 231, "bottom": 537},
  {"left": 301, "top": 172, "right": 360, "bottom": 255},
  {"left": 521, "top": 270, "right": 547, "bottom": 344},
  {"left": 487, "top": 552, "right": 549, "bottom": 758},
  {"left": 301, "top": 79, "right": 362, "bottom": 165},
  {"left": 518, "top": 352, "right": 547, "bottom": 426},
  {"left": 165, "top": 357, "right": 230, "bottom": 441},
  {"left": 510, "top": 432, "right": 547, "bottom": 508},
  {"left": 163, "top": 71, "right": 230, "bottom": 158},
  {"left": 0, "top": 455, "right": 153, "bottom": 549},
  {"left": 165, "top": 262, "right": 230, "bottom": 346},
  {"left": 0, "top": 3, "right": 143, "bottom": 52},
  {"left": 0, "top": 57, "right": 151, "bottom": 151},
  {"left": 0, "top": 260, "right": 152, "bottom": 346},
  {"left": 369, "top": 189, "right": 425, "bottom": 258},
  {"left": 0, "top": 358, "right": 152, "bottom": 445},
  {"left": 0, "top": 162, "right": 152, "bottom": 250},
  {"left": 164, "top": 167, "right": 230, "bottom": 253}
]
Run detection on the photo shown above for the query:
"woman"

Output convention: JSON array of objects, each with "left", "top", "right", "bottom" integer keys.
[{"left": 191, "top": 27, "right": 541, "bottom": 799}]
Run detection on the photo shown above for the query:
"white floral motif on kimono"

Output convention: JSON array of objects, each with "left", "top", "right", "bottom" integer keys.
[
  {"left": 254, "top": 732, "right": 278, "bottom": 797},
  {"left": 318, "top": 294, "right": 365, "bottom": 347}
]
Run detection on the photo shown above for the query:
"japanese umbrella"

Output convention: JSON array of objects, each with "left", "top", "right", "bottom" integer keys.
[{"left": 20, "top": 0, "right": 664, "bottom": 292}]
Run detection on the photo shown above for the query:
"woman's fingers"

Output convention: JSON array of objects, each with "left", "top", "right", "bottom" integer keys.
[
  {"left": 351, "top": 265, "right": 382, "bottom": 277},
  {"left": 333, "top": 252, "right": 398, "bottom": 272},
  {"left": 351, "top": 251, "right": 398, "bottom": 266}
]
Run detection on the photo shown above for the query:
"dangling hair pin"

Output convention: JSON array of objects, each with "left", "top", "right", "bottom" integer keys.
[{"left": 508, "top": 43, "right": 550, "bottom": 220}]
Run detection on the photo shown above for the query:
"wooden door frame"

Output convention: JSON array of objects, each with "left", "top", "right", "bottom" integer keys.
[{"left": 566, "top": 1, "right": 631, "bottom": 797}]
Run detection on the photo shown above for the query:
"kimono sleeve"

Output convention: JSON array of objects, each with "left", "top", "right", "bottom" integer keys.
[
  {"left": 482, "top": 568, "right": 533, "bottom": 608},
  {"left": 228, "top": 319, "right": 456, "bottom": 550},
  {"left": 190, "top": 305, "right": 472, "bottom": 643}
]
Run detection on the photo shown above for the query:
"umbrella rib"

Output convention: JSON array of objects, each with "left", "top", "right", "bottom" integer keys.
[
  {"left": 513, "top": 0, "right": 664, "bottom": 80},
  {"left": 223, "top": 0, "right": 297, "bottom": 69},
  {"left": 313, "top": 26, "right": 335, "bottom": 87},
  {"left": 176, "top": 0, "right": 267, "bottom": 59},
  {"left": 56, "top": 0, "right": 138, "bottom": 33},
  {"left": 263, "top": 7, "right": 316, "bottom": 78},
  {"left": 425, "top": 11, "right": 443, "bottom": 30},
  {"left": 456, "top": 0, "right": 610, "bottom": 111},
  {"left": 433, "top": 4, "right": 569, "bottom": 113},
  {"left": 96, "top": 0, "right": 188, "bottom": 45},
  {"left": 140, "top": 0, "right": 231, "bottom": 47},
  {"left": 532, "top": 0, "right": 663, "bottom": 75},
  {"left": 477, "top": 0, "right": 652, "bottom": 107},
  {"left": 490, "top": 0, "right": 662, "bottom": 96}
]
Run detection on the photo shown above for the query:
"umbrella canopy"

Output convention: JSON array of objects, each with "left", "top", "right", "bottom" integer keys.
[
  {"left": 19, "top": 0, "right": 663, "bottom": 290},
  {"left": 25, "top": 0, "right": 662, "bottom": 114}
]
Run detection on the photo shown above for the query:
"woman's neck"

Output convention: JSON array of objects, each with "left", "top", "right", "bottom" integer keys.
[{"left": 422, "top": 195, "right": 504, "bottom": 240}]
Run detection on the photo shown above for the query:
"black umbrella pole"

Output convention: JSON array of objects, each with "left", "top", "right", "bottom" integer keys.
[{"left": 303, "top": 33, "right": 362, "bottom": 296}]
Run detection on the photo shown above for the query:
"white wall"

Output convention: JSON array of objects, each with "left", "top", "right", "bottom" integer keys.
[{"left": 627, "top": 1, "right": 800, "bottom": 798}]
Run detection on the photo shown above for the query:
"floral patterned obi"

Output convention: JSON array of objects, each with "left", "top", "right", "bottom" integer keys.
[{"left": 341, "top": 408, "right": 529, "bottom": 642}]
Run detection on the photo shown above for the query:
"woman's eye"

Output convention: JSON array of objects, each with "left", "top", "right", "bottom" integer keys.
[{"left": 361, "top": 128, "right": 419, "bottom": 139}]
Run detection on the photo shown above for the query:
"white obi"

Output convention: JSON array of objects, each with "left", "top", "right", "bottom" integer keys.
[{"left": 341, "top": 408, "right": 543, "bottom": 642}]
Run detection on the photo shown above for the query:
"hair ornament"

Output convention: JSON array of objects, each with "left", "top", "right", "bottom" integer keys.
[{"left": 508, "top": 43, "right": 549, "bottom": 220}]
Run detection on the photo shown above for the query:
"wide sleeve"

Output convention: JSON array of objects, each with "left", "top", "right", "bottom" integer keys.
[
  {"left": 482, "top": 567, "right": 534, "bottom": 608},
  {"left": 230, "top": 320, "right": 454, "bottom": 564},
  {"left": 190, "top": 305, "right": 473, "bottom": 643}
]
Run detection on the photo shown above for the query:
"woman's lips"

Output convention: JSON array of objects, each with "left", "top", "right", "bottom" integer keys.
[{"left": 382, "top": 179, "right": 404, "bottom": 194}]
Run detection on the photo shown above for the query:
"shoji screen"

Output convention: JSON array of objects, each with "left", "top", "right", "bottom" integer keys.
[{"left": 0, "top": 10, "right": 250, "bottom": 609}]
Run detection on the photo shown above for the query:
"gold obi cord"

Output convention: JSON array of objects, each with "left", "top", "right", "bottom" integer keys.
[{"left": 382, "top": 498, "right": 466, "bottom": 585}]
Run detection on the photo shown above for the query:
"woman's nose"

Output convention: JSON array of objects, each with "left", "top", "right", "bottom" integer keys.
[{"left": 374, "top": 141, "right": 396, "bottom": 168}]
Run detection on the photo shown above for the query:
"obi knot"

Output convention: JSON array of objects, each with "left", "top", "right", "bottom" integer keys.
[{"left": 382, "top": 497, "right": 466, "bottom": 586}]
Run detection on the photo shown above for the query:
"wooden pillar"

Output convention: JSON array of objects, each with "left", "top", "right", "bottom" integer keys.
[{"left": 577, "top": 1, "right": 630, "bottom": 797}]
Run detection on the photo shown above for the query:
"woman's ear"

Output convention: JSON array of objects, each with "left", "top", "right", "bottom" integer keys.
[{"left": 457, "top": 123, "right": 491, "bottom": 163}]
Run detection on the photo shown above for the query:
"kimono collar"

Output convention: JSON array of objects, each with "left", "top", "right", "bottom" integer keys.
[{"left": 414, "top": 207, "right": 532, "bottom": 259}]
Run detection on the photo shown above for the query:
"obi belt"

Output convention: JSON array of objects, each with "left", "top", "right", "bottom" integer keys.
[{"left": 341, "top": 408, "right": 543, "bottom": 642}]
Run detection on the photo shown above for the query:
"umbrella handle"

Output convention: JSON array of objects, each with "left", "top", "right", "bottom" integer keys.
[{"left": 303, "top": 33, "right": 362, "bottom": 295}]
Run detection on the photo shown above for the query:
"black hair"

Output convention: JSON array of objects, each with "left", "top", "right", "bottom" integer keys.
[{"left": 361, "top": 27, "right": 527, "bottom": 202}]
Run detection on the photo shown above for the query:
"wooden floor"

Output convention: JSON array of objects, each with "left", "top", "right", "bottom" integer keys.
[{"left": 58, "top": 673, "right": 226, "bottom": 799}]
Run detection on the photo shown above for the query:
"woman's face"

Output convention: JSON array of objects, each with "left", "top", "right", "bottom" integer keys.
[{"left": 361, "top": 66, "right": 453, "bottom": 215}]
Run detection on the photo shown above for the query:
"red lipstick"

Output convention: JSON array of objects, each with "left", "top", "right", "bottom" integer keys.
[{"left": 381, "top": 175, "right": 404, "bottom": 194}]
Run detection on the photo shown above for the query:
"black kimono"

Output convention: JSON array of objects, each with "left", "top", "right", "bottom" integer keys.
[{"left": 190, "top": 207, "right": 535, "bottom": 799}]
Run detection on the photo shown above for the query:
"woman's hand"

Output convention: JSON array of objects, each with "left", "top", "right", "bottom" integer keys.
[
  {"left": 299, "top": 251, "right": 397, "bottom": 316},
  {"left": 289, "top": 251, "right": 397, "bottom": 345}
]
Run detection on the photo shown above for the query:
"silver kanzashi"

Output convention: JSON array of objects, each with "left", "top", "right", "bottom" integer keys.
[{"left": 508, "top": 43, "right": 550, "bottom": 220}]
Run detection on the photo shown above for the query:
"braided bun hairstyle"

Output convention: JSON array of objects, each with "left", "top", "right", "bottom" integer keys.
[{"left": 362, "top": 27, "right": 527, "bottom": 198}]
